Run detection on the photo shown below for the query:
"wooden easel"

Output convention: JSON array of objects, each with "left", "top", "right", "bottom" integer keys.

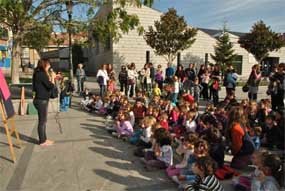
[{"left": 0, "top": 99, "right": 21, "bottom": 163}]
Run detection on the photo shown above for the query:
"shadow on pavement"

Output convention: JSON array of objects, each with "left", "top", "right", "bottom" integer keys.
[{"left": 80, "top": 119, "right": 177, "bottom": 190}]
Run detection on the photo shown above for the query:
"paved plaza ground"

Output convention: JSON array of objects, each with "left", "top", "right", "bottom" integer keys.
[{"left": 0, "top": 82, "right": 269, "bottom": 191}]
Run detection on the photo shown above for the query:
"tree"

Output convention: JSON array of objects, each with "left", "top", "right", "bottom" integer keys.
[
  {"left": 210, "top": 26, "right": 237, "bottom": 72},
  {"left": 0, "top": 0, "right": 154, "bottom": 84},
  {"left": 238, "top": 20, "right": 285, "bottom": 64},
  {"left": 144, "top": 8, "right": 197, "bottom": 64}
]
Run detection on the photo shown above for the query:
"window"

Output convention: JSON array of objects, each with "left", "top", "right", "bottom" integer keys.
[
  {"left": 177, "top": 52, "right": 181, "bottom": 66},
  {"left": 146, "top": 51, "right": 150, "bottom": 63},
  {"left": 232, "top": 55, "right": 243, "bottom": 75}
]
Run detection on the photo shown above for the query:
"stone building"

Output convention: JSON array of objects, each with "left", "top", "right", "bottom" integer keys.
[{"left": 87, "top": 4, "right": 285, "bottom": 77}]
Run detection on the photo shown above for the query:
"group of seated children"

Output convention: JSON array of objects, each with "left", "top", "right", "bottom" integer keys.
[{"left": 80, "top": 88, "right": 284, "bottom": 191}]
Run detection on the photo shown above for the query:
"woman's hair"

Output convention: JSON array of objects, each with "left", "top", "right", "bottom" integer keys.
[
  {"left": 252, "top": 64, "right": 261, "bottom": 72},
  {"left": 195, "top": 156, "right": 217, "bottom": 177},
  {"left": 36, "top": 58, "right": 50, "bottom": 71},
  {"left": 262, "top": 153, "right": 284, "bottom": 187},
  {"left": 228, "top": 106, "right": 248, "bottom": 129}
]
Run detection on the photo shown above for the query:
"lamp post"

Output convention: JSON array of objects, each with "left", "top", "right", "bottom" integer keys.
[{"left": 66, "top": 0, "right": 73, "bottom": 81}]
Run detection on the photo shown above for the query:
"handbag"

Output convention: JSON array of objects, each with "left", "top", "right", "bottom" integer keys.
[
  {"left": 50, "top": 85, "right": 59, "bottom": 99},
  {"left": 97, "top": 76, "right": 104, "bottom": 85},
  {"left": 242, "top": 84, "right": 249, "bottom": 92}
]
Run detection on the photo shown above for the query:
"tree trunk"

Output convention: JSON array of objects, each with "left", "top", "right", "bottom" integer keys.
[{"left": 11, "top": 38, "right": 21, "bottom": 84}]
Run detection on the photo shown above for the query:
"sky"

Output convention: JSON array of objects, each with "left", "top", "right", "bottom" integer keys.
[{"left": 152, "top": 0, "right": 285, "bottom": 33}]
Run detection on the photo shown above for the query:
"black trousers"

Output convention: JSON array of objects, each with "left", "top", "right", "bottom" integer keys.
[
  {"left": 212, "top": 89, "right": 219, "bottom": 106},
  {"left": 201, "top": 83, "right": 209, "bottom": 100},
  {"left": 120, "top": 82, "right": 128, "bottom": 96},
  {"left": 33, "top": 99, "right": 49, "bottom": 144}
]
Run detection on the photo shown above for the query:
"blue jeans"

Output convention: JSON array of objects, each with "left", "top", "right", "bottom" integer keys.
[
  {"left": 77, "top": 78, "right": 84, "bottom": 93},
  {"left": 100, "top": 85, "right": 106, "bottom": 97},
  {"left": 172, "top": 93, "right": 178, "bottom": 104}
]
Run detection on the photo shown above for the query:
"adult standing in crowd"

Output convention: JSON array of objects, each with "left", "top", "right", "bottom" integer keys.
[
  {"left": 201, "top": 69, "right": 210, "bottom": 100},
  {"left": 175, "top": 64, "right": 185, "bottom": 83},
  {"left": 32, "top": 58, "right": 56, "bottom": 146},
  {"left": 267, "top": 63, "right": 285, "bottom": 111},
  {"left": 118, "top": 65, "right": 128, "bottom": 96},
  {"left": 127, "top": 63, "right": 138, "bottom": 98},
  {"left": 210, "top": 65, "right": 221, "bottom": 106},
  {"left": 165, "top": 63, "right": 174, "bottom": 83},
  {"left": 223, "top": 64, "right": 238, "bottom": 97},
  {"left": 96, "top": 64, "right": 109, "bottom": 97},
  {"left": 155, "top": 64, "right": 164, "bottom": 90},
  {"left": 198, "top": 64, "right": 206, "bottom": 84},
  {"left": 185, "top": 63, "right": 196, "bottom": 82},
  {"left": 75, "top": 63, "right": 86, "bottom": 95},
  {"left": 247, "top": 64, "right": 262, "bottom": 101}
]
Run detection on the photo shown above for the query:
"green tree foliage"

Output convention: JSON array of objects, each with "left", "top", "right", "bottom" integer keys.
[
  {"left": 210, "top": 27, "right": 236, "bottom": 72},
  {"left": 0, "top": 0, "right": 154, "bottom": 84},
  {"left": 238, "top": 20, "right": 285, "bottom": 64},
  {"left": 144, "top": 8, "right": 197, "bottom": 64}
]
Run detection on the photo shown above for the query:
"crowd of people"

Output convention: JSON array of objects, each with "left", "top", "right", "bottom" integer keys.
[{"left": 78, "top": 62, "right": 285, "bottom": 191}]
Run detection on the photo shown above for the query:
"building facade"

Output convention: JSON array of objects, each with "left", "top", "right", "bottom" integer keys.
[{"left": 88, "top": 4, "right": 285, "bottom": 78}]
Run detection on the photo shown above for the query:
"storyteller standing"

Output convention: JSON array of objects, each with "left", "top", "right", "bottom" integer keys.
[{"left": 32, "top": 59, "right": 56, "bottom": 146}]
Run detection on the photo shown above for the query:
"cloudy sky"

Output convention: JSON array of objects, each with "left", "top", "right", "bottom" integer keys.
[{"left": 153, "top": 0, "right": 285, "bottom": 33}]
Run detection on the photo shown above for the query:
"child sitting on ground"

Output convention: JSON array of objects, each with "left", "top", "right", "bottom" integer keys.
[
  {"left": 111, "top": 112, "right": 134, "bottom": 139},
  {"left": 134, "top": 116, "right": 156, "bottom": 157},
  {"left": 152, "top": 83, "right": 162, "bottom": 97},
  {"left": 184, "top": 111, "right": 197, "bottom": 133},
  {"left": 166, "top": 133, "right": 198, "bottom": 177},
  {"left": 251, "top": 153, "right": 283, "bottom": 191},
  {"left": 93, "top": 95, "right": 103, "bottom": 113},
  {"left": 159, "top": 112, "right": 169, "bottom": 131},
  {"left": 171, "top": 139, "right": 209, "bottom": 185},
  {"left": 142, "top": 133, "right": 173, "bottom": 171},
  {"left": 183, "top": 156, "right": 224, "bottom": 191}
]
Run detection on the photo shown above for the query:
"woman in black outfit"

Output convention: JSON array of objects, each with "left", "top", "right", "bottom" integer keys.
[{"left": 33, "top": 59, "right": 55, "bottom": 146}]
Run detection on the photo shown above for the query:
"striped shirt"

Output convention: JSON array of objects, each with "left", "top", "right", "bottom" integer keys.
[{"left": 184, "top": 175, "right": 224, "bottom": 191}]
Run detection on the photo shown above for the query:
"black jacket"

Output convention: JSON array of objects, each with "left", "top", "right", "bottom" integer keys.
[{"left": 33, "top": 69, "right": 54, "bottom": 100}]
